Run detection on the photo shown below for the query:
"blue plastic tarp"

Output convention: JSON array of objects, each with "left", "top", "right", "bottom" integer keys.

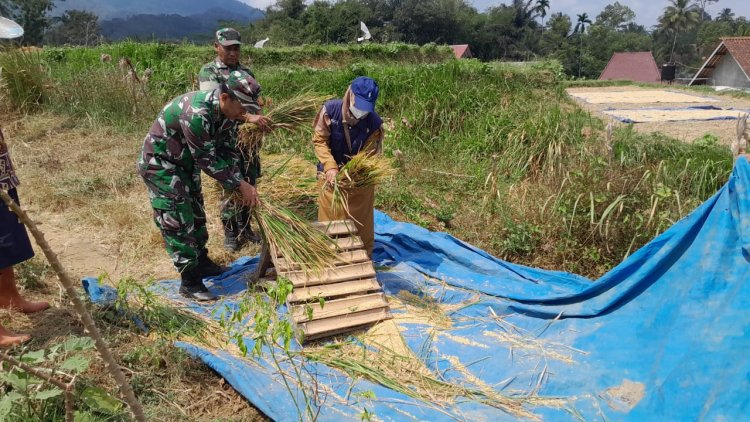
[
  {"left": 83, "top": 158, "right": 750, "bottom": 421},
  {"left": 602, "top": 105, "right": 748, "bottom": 123}
]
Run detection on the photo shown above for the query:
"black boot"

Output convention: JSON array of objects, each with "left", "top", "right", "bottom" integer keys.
[
  {"left": 197, "top": 250, "right": 228, "bottom": 278},
  {"left": 222, "top": 217, "right": 246, "bottom": 252},
  {"left": 179, "top": 266, "right": 217, "bottom": 301}
]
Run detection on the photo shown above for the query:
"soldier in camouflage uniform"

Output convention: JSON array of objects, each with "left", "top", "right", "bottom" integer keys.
[
  {"left": 137, "top": 72, "right": 269, "bottom": 301},
  {"left": 198, "top": 27, "right": 263, "bottom": 251}
]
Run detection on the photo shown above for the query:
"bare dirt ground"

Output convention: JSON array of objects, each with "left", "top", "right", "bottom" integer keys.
[{"left": 567, "top": 85, "right": 750, "bottom": 145}]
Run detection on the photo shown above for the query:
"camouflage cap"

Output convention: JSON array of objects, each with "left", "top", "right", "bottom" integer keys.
[
  {"left": 216, "top": 28, "right": 241, "bottom": 46},
  {"left": 224, "top": 70, "right": 261, "bottom": 111}
]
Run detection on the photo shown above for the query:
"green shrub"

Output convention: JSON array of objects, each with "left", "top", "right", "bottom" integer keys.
[{"left": 0, "top": 49, "right": 49, "bottom": 112}]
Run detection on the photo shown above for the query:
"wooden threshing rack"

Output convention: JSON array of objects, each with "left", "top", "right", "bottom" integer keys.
[{"left": 251, "top": 220, "right": 391, "bottom": 341}]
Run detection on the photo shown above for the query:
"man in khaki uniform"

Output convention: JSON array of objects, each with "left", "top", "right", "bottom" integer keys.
[{"left": 312, "top": 77, "right": 384, "bottom": 256}]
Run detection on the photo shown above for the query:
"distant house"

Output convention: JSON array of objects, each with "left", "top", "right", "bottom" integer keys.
[
  {"left": 689, "top": 37, "right": 750, "bottom": 89},
  {"left": 599, "top": 52, "right": 661, "bottom": 83},
  {"left": 450, "top": 44, "right": 472, "bottom": 59}
]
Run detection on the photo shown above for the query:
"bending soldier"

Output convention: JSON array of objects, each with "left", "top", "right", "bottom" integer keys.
[{"left": 137, "top": 73, "right": 269, "bottom": 301}]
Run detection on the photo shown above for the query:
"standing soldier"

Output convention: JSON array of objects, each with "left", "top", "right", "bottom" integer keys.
[
  {"left": 313, "top": 77, "right": 384, "bottom": 257},
  {"left": 199, "top": 27, "right": 263, "bottom": 251},
  {"left": 137, "top": 73, "right": 269, "bottom": 301}
]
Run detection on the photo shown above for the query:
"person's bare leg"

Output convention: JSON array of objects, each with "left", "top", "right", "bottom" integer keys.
[
  {"left": 0, "top": 325, "right": 30, "bottom": 348},
  {"left": 0, "top": 266, "right": 49, "bottom": 313}
]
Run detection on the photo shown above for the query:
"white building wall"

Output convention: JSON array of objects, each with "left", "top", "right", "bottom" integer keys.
[{"left": 711, "top": 54, "right": 750, "bottom": 88}]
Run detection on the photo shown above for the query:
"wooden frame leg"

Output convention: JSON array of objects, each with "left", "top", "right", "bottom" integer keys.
[{"left": 248, "top": 239, "right": 272, "bottom": 286}]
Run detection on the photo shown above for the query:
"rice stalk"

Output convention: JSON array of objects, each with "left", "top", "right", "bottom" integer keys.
[
  {"left": 303, "top": 341, "right": 545, "bottom": 420},
  {"left": 253, "top": 200, "right": 338, "bottom": 274},
  {"left": 326, "top": 150, "right": 396, "bottom": 217},
  {"left": 115, "top": 279, "right": 227, "bottom": 349},
  {"left": 237, "top": 93, "right": 330, "bottom": 161}
]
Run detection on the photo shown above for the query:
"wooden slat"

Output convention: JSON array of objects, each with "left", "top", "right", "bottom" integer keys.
[
  {"left": 301, "top": 308, "right": 392, "bottom": 340},
  {"left": 312, "top": 220, "right": 358, "bottom": 236},
  {"left": 274, "top": 249, "right": 370, "bottom": 272},
  {"left": 273, "top": 236, "right": 363, "bottom": 259},
  {"left": 290, "top": 293, "right": 388, "bottom": 323},
  {"left": 287, "top": 278, "right": 381, "bottom": 302},
  {"left": 282, "top": 262, "right": 375, "bottom": 287},
  {"left": 335, "top": 236, "right": 363, "bottom": 251}
]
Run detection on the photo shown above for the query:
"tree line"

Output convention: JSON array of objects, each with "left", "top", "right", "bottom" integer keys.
[
  {"left": 237, "top": 0, "right": 749, "bottom": 78},
  {"left": 2, "top": 0, "right": 749, "bottom": 78}
]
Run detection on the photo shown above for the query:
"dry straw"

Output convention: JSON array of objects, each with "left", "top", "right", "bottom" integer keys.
[
  {"left": 326, "top": 148, "right": 396, "bottom": 216},
  {"left": 237, "top": 93, "right": 330, "bottom": 160},
  {"left": 253, "top": 200, "right": 339, "bottom": 274}
]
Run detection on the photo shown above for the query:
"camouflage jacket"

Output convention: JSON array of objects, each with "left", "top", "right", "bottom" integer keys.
[
  {"left": 137, "top": 90, "right": 242, "bottom": 195},
  {"left": 0, "top": 128, "right": 20, "bottom": 191},
  {"left": 198, "top": 58, "right": 261, "bottom": 114}
]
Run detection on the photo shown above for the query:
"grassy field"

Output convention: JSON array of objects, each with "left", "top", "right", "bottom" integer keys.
[{"left": 0, "top": 42, "right": 735, "bottom": 420}]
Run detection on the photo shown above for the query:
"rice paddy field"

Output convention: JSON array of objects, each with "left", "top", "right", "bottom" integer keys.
[{"left": 0, "top": 42, "right": 737, "bottom": 420}]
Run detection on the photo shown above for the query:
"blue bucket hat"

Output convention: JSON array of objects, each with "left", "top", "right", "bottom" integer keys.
[{"left": 350, "top": 77, "right": 379, "bottom": 113}]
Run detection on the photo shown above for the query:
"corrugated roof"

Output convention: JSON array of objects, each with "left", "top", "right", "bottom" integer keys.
[
  {"left": 599, "top": 52, "right": 661, "bottom": 82},
  {"left": 450, "top": 44, "right": 472, "bottom": 59},
  {"left": 690, "top": 37, "right": 750, "bottom": 85}
]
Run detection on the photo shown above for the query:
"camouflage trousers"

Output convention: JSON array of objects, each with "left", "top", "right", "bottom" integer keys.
[{"left": 140, "top": 168, "right": 207, "bottom": 273}]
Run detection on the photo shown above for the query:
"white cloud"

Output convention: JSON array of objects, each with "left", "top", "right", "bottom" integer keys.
[{"left": 237, "top": 0, "right": 275, "bottom": 10}]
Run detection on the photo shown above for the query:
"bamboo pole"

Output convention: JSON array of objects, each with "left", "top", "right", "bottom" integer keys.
[{"left": 0, "top": 190, "right": 146, "bottom": 422}]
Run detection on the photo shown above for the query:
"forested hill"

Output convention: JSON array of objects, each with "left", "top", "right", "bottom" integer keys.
[
  {"left": 53, "top": 0, "right": 264, "bottom": 41},
  {"left": 53, "top": 0, "right": 263, "bottom": 20}
]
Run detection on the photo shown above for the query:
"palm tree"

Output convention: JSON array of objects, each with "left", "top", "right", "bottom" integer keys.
[
  {"left": 574, "top": 13, "right": 592, "bottom": 77},
  {"left": 717, "top": 8, "right": 735, "bottom": 22},
  {"left": 574, "top": 13, "right": 592, "bottom": 34},
  {"left": 535, "top": 0, "right": 550, "bottom": 28},
  {"left": 659, "top": 0, "right": 700, "bottom": 63}
]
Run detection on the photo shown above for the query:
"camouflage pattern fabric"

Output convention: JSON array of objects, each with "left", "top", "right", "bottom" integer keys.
[
  {"left": 216, "top": 28, "right": 242, "bottom": 46},
  {"left": 198, "top": 60, "right": 262, "bottom": 221},
  {"left": 137, "top": 89, "right": 241, "bottom": 271}
]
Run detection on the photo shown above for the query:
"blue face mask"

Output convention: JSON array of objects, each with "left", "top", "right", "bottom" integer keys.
[{"left": 349, "top": 105, "right": 369, "bottom": 120}]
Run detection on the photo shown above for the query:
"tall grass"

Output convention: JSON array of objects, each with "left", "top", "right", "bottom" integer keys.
[
  {"left": 5, "top": 42, "right": 736, "bottom": 278},
  {"left": 0, "top": 49, "right": 48, "bottom": 112}
]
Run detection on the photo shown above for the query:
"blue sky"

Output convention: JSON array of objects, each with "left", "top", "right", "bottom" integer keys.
[{"left": 240, "top": 0, "right": 750, "bottom": 29}]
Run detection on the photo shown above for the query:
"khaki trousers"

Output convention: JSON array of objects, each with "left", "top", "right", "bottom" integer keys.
[{"left": 317, "top": 179, "right": 375, "bottom": 257}]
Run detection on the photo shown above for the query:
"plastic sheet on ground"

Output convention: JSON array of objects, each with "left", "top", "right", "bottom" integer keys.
[
  {"left": 602, "top": 105, "right": 748, "bottom": 123},
  {"left": 566, "top": 89, "right": 718, "bottom": 104},
  {"left": 83, "top": 158, "right": 750, "bottom": 421}
]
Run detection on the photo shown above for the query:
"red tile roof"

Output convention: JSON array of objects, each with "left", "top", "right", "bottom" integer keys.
[
  {"left": 450, "top": 44, "right": 472, "bottom": 59},
  {"left": 723, "top": 37, "right": 750, "bottom": 76},
  {"left": 691, "top": 37, "right": 750, "bottom": 85},
  {"left": 599, "top": 52, "right": 661, "bottom": 82}
]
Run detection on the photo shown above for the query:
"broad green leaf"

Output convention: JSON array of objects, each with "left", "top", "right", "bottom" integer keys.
[
  {"left": 81, "top": 386, "right": 122, "bottom": 415},
  {"left": 20, "top": 349, "right": 47, "bottom": 364},
  {"left": 34, "top": 388, "right": 63, "bottom": 400},
  {"left": 62, "top": 336, "right": 95, "bottom": 352},
  {"left": 0, "top": 396, "right": 14, "bottom": 419},
  {"left": 0, "top": 371, "right": 31, "bottom": 389},
  {"left": 59, "top": 355, "right": 91, "bottom": 374}
]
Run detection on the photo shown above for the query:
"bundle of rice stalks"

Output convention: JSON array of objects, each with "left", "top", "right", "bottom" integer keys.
[
  {"left": 237, "top": 93, "right": 329, "bottom": 160},
  {"left": 115, "top": 279, "right": 227, "bottom": 349},
  {"left": 327, "top": 150, "right": 396, "bottom": 216},
  {"left": 303, "top": 340, "right": 548, "bottom": 420},
  {"left": 253, "top": 200, "right": 338, "bottom": 274}
]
